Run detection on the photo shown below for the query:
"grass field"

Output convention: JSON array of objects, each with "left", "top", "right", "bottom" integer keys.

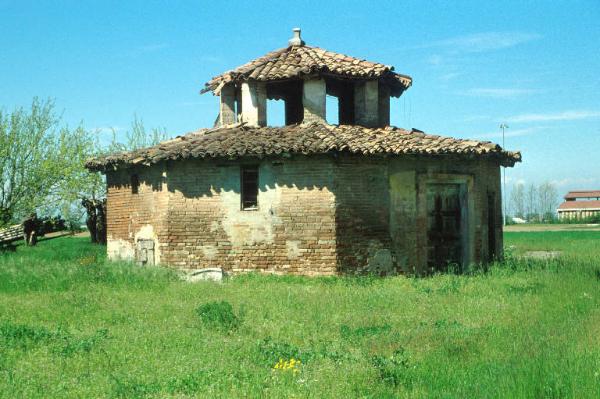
[{"left": 1, "top": 232, "right": 599, "bottom": 398}]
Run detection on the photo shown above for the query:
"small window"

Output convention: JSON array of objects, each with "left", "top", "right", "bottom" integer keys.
[
  {"left": 241, "top": 165, "right": 258, "bottom": 210},
  {"left": 131, "top": 174, "right": 139, "bottom": 194}
]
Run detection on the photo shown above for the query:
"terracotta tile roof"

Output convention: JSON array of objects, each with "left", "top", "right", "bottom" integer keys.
[
  {"left": 86, "top": 123, "right": 521, "bottom": 172},
  {"left": 558, "top": 200, "right": 600, "bottom": 210},
  {"left": 563, "top": 190, "right": 600, "bottom": 200},
  {"left": 201, "top": 45, "right": 412, "bottom": 97}
]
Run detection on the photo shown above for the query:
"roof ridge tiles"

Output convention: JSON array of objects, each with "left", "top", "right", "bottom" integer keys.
[{"left": 86, "top": 124, "right": 521, "bottom": 172}]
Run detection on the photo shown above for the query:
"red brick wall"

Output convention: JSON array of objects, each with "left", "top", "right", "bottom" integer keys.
[
  {"left": 333, "top": 157, "right": 392, "bottom": 273},
  {"left": 161, "top": 157, "right": 338, "bottom": 275},
  {"left": 105, "top": 164, "right": 168, "bottom": 262}
]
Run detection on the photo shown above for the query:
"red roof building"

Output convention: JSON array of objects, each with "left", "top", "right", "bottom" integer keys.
[
  {"left": 557, "top": 190, "right": 600, "bottom": 220},
  {"left": 563, "top": 190, "right": 600, "bottom": 200}
]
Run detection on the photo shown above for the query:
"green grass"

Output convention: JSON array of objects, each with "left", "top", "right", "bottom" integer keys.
[
  {"left": 505, "top": 230, "right": 600, "bottom": 256},
  {"left": 1, "top": 233, "right": 599, "bottom": 398}
]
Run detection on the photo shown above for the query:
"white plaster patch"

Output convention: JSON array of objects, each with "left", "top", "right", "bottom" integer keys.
[
  {"left": 134, "top": 224, "right": 155, "bottom": 241},
  {"left": 218, "top": 163, "right": 282, "bottom": 248},
  {"left": 107, "top": 238, "right": 135, "bottom": 261}
]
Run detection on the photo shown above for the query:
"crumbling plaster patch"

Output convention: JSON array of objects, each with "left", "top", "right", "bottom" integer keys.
[
  {"left": 215, "top": 163, "right": 283, "bottom": 248},
  {"left": 107, "top": 237, "right": 134, "bottom": 261},
  {"left": 107, "top": 224, "right": 161, "bottom": 264}
]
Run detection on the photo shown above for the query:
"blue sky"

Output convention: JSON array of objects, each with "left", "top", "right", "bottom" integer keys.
[{"left": 0, "top": 0, "right": 598, "bottom": 193}]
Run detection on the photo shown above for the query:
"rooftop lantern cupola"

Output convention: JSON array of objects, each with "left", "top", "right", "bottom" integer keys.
[{"left": 202, "top": 29, "right": 412, "bottom": 128}]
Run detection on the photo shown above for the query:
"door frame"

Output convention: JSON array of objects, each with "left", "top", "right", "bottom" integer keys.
[{"left": 416, "top": 173, "right": 474, "bottom": 274}]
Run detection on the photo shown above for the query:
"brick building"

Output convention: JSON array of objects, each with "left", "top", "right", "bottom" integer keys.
[{"left": 87, "top": 29, "right": 521, "bottom": 276}]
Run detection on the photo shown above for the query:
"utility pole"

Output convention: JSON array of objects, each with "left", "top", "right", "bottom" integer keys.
[{"left": 500, "top": 123, "right": 509, "bottom": 226}]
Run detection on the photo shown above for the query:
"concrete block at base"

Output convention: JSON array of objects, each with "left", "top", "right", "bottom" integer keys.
[{"left": 186, "top": 268, "right": 225, "bottom": 282}]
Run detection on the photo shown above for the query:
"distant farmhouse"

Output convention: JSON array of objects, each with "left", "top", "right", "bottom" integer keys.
[
  {"left": 86, "top": 29, "right": 521, "bottom": 276},
  {"left": 557, "top": 190, "right": 600, "bottom": 220}
]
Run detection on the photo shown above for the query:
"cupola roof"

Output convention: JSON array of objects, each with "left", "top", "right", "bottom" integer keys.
[{"left": 202, "top": 29, "right": 412, "bottom": 97}]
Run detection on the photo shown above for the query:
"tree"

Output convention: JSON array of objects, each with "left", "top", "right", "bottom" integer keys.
[
  {"left": 525, "top": 184, "right": 538, "bottom": 222},
  {"left": 0, "top": 98, "right": 169, "bottom": 230},
  {"left": 538, "top": 182, "right": 558, "bottom": 221},
  {"left": 0, "top": 98, "right": 98, "bottom": 226},
  {"left": 107, "top": 114, "right": 167, "bottom": 153},
  {"left": 509, "top": 183, "right": 525, "bottom": 219}
]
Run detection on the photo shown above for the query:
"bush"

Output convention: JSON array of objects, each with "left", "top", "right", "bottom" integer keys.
[
  {"left": 258, "top": 337, "right": 310, "bottom": 365},
  {"left": 371, "top": 348, "right": 413, "bottom": 388},
  {"left": 195, "top": 301, "right": 241, "bottom": 331},
  {"left": 0, "top": 320, "right": 108, "bottom": 356}
]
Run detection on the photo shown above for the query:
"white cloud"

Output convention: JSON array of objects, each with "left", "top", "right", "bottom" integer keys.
[
  {"left": 478, "top": 126, "right": 546, "bottom": 139},
  {"left": 460, "top": 88, "right": 537, "bottom": 99},
  {"left": 506, "top": 110, "right": 600, "bottom": 123},
  {"left": 418, "top": 32, "right": 541, "bottom": 53},
  {"left": 505, "top": 176, "right": 527, "bottom": 186},
  {"left": 427, "top": 54, "right": 444, "bottom": 65},
  {"left": 463, "top": 115, "right": 491, "bottom": 122},
  {"left": 550, "top": 177, "right": 600, "bottom": 188},
  {"left": 439, "top": 72, "right": 461, "bottom": 81}
]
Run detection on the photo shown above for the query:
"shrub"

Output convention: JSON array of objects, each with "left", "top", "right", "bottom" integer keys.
[
  {"left": 0, "top": 321, "right": 55, "bottom": 348},
  {"left": 371, "top": 348, "right": 413, "bottom": 388},
  {"left": 258, "top": 337, "right": 313, "bottom": 365},
  {"left": 58, "top": 328, "right": 109, "bottom": 357},
  {"left": 195, "top": 301, "right": 241, "bottom": 331},
  {"left": 0, "top": 320, "right": 108, "bottom": 356}
]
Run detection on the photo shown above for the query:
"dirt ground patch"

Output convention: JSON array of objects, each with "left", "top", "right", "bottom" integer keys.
[
  {"left": 522, "top": 250, "right": 562, "bottom": 259},
  {"left": 505, "top": 224, "right": 600, "bottom": 232},
  {"left": 44, "top": 231, "right": 90, "bottom": 238}
]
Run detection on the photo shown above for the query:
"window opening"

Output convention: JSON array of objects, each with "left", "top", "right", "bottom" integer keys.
[
  {"left": 326, "top": 95, "right": 339, "bottom": 125},
  {"left": 241, "top": 166, "right": 259, "bottom": 210},
  {"left": 267, "top": 99, "right": 285, "bottom": 126},
  {"left": 131, "top": 174, "right": 139, "bottom": 194}
]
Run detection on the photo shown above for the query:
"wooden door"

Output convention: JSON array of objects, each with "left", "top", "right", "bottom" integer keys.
[
  {"left": 426, "top": 183, "right": 464, "bottom": 272},
  {"left": 136, "top": 239, "right": 155, "bottom": 266}
]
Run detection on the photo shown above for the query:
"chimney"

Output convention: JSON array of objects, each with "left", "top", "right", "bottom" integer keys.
[{"left": 288, "top": 28, "right": 305, "bottom": 46}]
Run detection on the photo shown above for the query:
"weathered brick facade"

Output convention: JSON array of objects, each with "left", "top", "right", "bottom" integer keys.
[{"left": 106, "top": 154, "right": 503, "bottom": 275}]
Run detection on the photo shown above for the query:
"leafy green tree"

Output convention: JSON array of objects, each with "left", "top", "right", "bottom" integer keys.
[
  {"left": 0, "top": 98, "right": 168, "bottom": 228},
  {"left": 0, "top": 98, "right": 99, "bottom": 226},
  {"left": 107, "top": 114, "right": 167, "bottom": 153}
]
